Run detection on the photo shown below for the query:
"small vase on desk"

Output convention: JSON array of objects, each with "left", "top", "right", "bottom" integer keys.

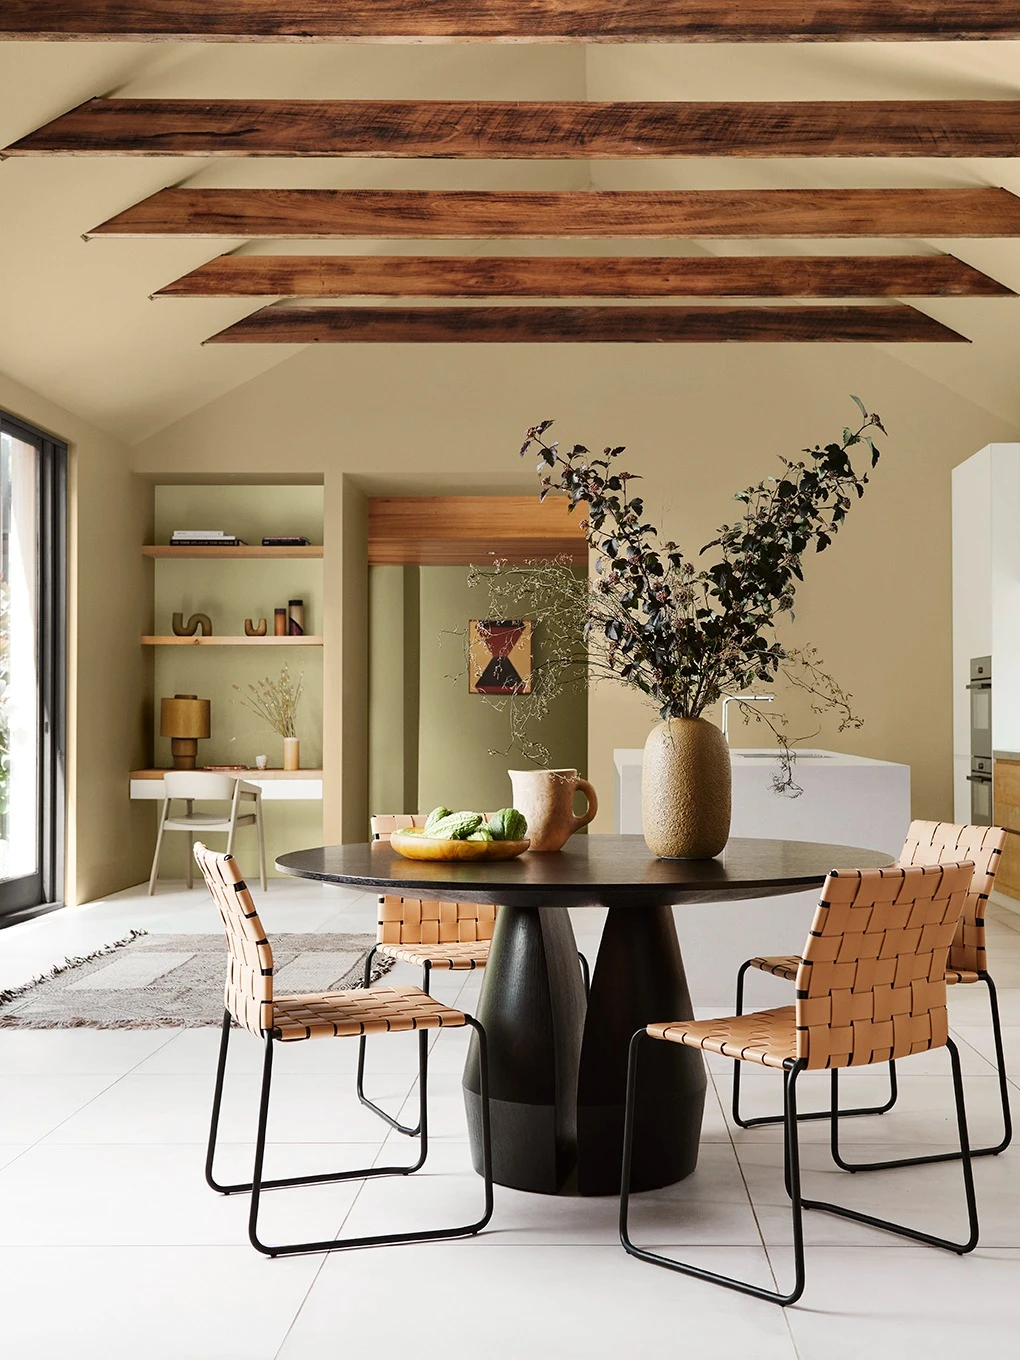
[{"left": 283, "top": 737, "right": 300, "bottom": 772}]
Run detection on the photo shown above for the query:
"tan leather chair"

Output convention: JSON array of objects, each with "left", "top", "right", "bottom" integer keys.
[
  {"left": 732, "top": 821, "right": 1011, "bottom": 1162},
  {"left": 621, "top": 862, "right": 980, "bottom": 1306},
  {"left": 194, "top": 841, "right": 492, "bottom": 1258}
]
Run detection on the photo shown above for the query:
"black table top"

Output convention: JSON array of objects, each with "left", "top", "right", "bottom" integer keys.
[{"left": 275, "top": 835, "right": 894, "bottom": 910}]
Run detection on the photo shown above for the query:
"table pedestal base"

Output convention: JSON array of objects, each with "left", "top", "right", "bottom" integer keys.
[{"left": 463, "top": 901, "right": 706, "bottom": 1195}]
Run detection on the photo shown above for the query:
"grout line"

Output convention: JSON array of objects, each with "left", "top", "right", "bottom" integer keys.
[{"left": 5, "top": 1028, "right": 189, "bottom": 1152}]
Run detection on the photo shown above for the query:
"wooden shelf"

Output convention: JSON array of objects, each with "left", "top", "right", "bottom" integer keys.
[
  {"left": 143, "top": 545, "right": 322, "bottom": 559},
  {"left": 131, "top": 767, "right": 323, "bottom": 779},
  {"left": 142, "top": 635, "right": 323, "bottom": 646}
]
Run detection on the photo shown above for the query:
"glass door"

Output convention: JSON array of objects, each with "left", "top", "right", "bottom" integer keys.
[{"left": 0, "top": 413, "right": 66, "bottom": 921}]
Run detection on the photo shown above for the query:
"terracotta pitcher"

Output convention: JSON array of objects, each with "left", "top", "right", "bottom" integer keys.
[{"left": 508, "top": 768, "right": 598, "bottom": 852}]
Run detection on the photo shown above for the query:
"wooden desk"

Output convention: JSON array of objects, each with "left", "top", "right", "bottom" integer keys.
[{"left": 129, "top": 769, "right": 323, "bottom": 801}]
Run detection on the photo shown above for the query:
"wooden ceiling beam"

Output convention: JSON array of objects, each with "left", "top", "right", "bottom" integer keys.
[
  {"left": 3, "top": 1, "right": 1018, "bottom": 43},
  {"left": 11, "top": 98, "right": 1020, "bottom": 159},
  {"left": 155, "top": 253, "right": 1014, "bottom": 299},
  {"left": 90, "top": 187, "right": 1020, "bottom": 240},
  {"left": 204, "top": 304, "right": 968, "bottom": 345}
]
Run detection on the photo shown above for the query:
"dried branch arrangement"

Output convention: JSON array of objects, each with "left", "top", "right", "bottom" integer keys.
[
  {"left": 471, "top": 399, "right": 885, "bottom": 793},
  {"left": 232, "top": 664, "right": 303, "bottom": 738}
]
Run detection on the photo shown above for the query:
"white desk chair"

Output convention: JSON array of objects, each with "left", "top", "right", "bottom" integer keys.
[{"left": 148, "top": 772, "right": 267, "bottom": 895}]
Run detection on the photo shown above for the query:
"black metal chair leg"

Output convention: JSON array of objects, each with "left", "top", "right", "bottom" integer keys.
[
  {"left": 620, "top": 1032, "right": 807, "bottom": 1306},
  {"left": 577, "top": 951, "right": 591, "bottom": 1001},
  {"left": 205, "top": 1009, "right": 233, "bottom": 1193},
  {"left": 983, "top": 972, "right": 1013, "bottom": 1155},
  {"left": 208, "top": 1026, "right": 428, "bottom": 1208},
  {"left": 355, "top": 947, "right": 424, "bottom": 1138},
  {"left": 241, "top": 1020, "right": 493, "bottom": 1259},
  {"left": 831, "top": 974, "right": 1012, "bottom": 1170},
  {"left": 815, "top": 1041, "right": 979, "bottom": 1253},
  {"left": 732, "top": 961, "right": 898, "bottom": 1129}
]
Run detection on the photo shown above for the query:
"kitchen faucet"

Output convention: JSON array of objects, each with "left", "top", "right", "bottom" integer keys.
[{"left": 721, "top": 693, "right": 775, "bottom": 741}]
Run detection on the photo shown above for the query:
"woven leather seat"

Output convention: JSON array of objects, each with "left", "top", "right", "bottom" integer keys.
[
  {"left": 734, "top": 820, "right": 1011, "bottom": 1156},
  {"left": 271, "top": 986, "right": 466, "bottom": 1042},
  {"left": 194, "top": 842, "right": 492, "bottom": 1259},
  {"left": 379, "top": 941, "right": 490, "bottom": 970},
  {"left": 650, "top": 1008, "right": 796, "bottom": 1070},
  {"left": 621, "top": 862, "right": 981, "bottom": 1307}
]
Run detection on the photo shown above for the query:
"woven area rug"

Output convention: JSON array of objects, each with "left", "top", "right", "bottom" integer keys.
[{"left": 0, "top": 931, "right": 395, "bottom": 1029}]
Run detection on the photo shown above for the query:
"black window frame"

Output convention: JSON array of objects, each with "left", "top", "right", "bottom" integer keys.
[{"left": 0, "top": 410, "right": 67, "bottom": 925}]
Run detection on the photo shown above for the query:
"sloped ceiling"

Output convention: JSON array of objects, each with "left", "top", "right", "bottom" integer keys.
[{"left": 1, "top": 39, "right": 1019, "bottom": 444}]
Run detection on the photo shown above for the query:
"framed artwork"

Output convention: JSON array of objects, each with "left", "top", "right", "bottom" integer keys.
[{"left": 468, "top": 619, "right": 533, "bottom": 695}]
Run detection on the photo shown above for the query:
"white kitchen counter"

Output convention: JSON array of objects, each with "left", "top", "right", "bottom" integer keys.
[
  {"left": 614, "top": 747, "right": 910, "bottom": 855},
  {"left": 612, "top": 747, "right": 911, "bottom": 1006}
]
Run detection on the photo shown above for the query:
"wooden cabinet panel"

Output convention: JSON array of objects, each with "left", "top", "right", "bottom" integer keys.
[{"left": 993, "top": 760, "right": 1020, "bottom": 899}]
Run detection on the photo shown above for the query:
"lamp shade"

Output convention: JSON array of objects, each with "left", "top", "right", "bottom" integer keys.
[{"left": 160, "top": 694, "right": 211, "bottom": 740}]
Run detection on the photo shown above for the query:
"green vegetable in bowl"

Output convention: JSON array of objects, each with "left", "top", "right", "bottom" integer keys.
[
  {"left": 467, "top": 826, "right": 495, "bottom": 841},
  {"left": 487, "top": 808, "right": 528, "bottom": 841},
  {"left": 424, "top": 806, "right": 452, "bottom": 835},
  {"left": 426, "top": 811, "right": 484, "bottom": 840}
]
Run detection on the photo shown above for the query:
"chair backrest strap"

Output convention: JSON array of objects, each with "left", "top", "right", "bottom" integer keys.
[
  {"left": 899, "top": 820, "right": 1006, "bottom": 975},
  {"left": 193, "top": 841, "right": 273, "bottom": 1036},
  {"left": 795, "top": 860, "right": 974, "bottom": 1070}
]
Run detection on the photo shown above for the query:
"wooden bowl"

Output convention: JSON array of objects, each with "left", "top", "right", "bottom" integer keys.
[{"left": 389, "top": 829, "right": 531, "bottom": 862}]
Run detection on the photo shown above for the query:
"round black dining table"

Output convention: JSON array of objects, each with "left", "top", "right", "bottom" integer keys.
[{"left": 277, "top": 834, "right": 892, "bottom": 1197}]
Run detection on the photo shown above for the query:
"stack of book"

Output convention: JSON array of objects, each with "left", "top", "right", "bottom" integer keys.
[
  {"left": 170, "top": 529, "right": 247, "bottom": 547},
  {"left": 261, "top": 535, "right": 311, "bottom": 547}
]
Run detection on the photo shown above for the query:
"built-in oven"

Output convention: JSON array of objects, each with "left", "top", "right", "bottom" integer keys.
[
  {"left": 968, "top": 656, "right": 993, "bottom": 825},
  {"left": 968, "top": 755, "right": 993, "bottom": 826}
]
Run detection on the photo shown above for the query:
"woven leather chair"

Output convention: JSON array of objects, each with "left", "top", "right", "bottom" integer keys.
[
  {"left": 620, "top": 862, "right": 980, "bottom": 1306},
  {"left": 194, "top": 841, "right": 493, "bottom": 1258},
  {"left": 359, "top": 813, "right": 591, "bottom": 1137},
  {"left": 732, "top": 821, "right": 1011, "bottom": 1163}
]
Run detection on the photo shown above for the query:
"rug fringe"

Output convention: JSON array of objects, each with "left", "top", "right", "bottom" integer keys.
[{"left": 0, "top": 930, "right": 149, "bottom": 1009}]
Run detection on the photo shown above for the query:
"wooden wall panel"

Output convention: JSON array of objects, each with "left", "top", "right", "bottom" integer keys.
[
  {"left": 4, "top": 1, "right": 1018, "bottom": 43},
  {"left": 11, "top": 97, "right": 1020, "bottom": 158},
  {"left": 993, "top": 760, "right": 1020, "bottom": 901},
  {"left": 368, "top": 496, "right": 587, "bottom": 566},
  {"left": 205, "top": 303, "right": 968, "bottom": 344},
  {"left": 90, "top": 187, "right": 1020, "bottom": 240},
  {"left": 157, "top": 253, "right": 1014, "bottom": 299}
]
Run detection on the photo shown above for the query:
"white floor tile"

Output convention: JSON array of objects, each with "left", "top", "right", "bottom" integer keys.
[
  {"left": 0, "top": 1027, "right": 177, "bottom": 1075},
  {"left": 718, "top": 1071, "right": 1009, "bottom": 1145},
  {"left": 278, "top": 1242, "right": 798, "bottom": 1360},
  {"left": 43, "top": 1071, "right": 418, "bottom": 1146},
  {"left": 345, "top": 1139, "right": 762, "bottom": 1247},
  {"left": 0, "top": 1245, "right": 324, "bottom": 1360},
  {"left": 776, "top": 1248, "right": 1020, "bottom": 1358},
  {"left": 0, "top": 1072, "right": 122, "bottom": 1142},
  {"left": 736, "top": 1138, "right": 1008, "bottom": 1248},
  {"left": 0, "top": 1141, "right": 370, "bottom": 1247}
]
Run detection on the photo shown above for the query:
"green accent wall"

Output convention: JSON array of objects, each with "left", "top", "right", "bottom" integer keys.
[
  {"left": 151, "top": 484, "right": 324, "bottom": 878},
  {"left": 369, "top": 563, "right": 588, "bottom": 821}
]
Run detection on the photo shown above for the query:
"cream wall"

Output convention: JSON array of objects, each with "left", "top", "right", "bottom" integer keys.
[
  {"left": 132, "top": 341, "right": 1020, "bottom": 831},
  {"left": 0, "top": 368, "right": 152, "bottom": 906}
]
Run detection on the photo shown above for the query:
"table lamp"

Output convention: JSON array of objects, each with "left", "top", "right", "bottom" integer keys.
[{"left": 160, "top": 694, "right": 211, "bottom": 770}]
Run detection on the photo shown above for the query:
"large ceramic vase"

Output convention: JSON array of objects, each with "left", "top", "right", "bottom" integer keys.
[{"left": 641, "top": 717, "right": 731, "bottom": 859}]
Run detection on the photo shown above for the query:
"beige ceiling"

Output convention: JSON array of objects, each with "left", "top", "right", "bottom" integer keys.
[{"left": 2, "top": 39, "right": 1020, "bottom": 444}]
